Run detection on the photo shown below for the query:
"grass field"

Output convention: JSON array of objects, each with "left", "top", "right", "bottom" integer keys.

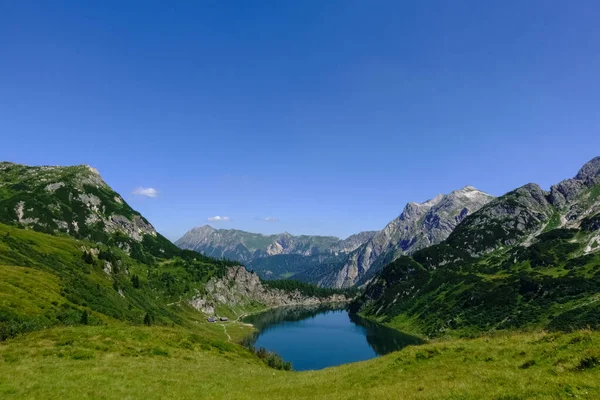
[{"left": 0, "top": 325, "right": 599, "bottom": 399}]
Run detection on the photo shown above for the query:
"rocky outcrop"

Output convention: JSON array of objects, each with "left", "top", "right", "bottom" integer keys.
[
  {"left": 447, "top": 157, "right": 600, "bottom": 257},
  {"left": 575, "top": 156, "right": 600, "bottom": 182},
  {"left": 189, "top": 266, "right": 351, "bottom": 315},
  {"left": 308, "top": 186, "right": 494, "bottom": 288}
]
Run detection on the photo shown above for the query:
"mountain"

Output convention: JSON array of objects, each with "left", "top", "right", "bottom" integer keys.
[
  {"left": 352, "top": 156, "right": 600, "bottom": 337},
  {"left": 175, "top": 226, "right": 377, "bottom": 279},
  {"left": 299, "top": 186, "right": 494, "bottom": 288},
  {"left": 0, "top": 161, "right": 349, "bottom": 341},
  {"left": 3, "top": 160, "right": 600, "bottom": 399},
  {"left": 0, "top": 162, "right": 177, "bottom": 263}
]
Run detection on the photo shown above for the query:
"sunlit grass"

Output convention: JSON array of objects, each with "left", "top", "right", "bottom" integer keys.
[{"left": 1, "top": 326, "right": 598, "bottom": 399}]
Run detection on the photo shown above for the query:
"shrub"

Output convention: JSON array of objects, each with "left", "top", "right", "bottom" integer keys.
[{"left": 243, "top": 342, "right": 292, "bottom": 370}]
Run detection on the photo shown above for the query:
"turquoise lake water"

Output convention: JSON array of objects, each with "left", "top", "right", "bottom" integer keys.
[{"left": 242, "top": 305, "right": 423, "bottom": 371}]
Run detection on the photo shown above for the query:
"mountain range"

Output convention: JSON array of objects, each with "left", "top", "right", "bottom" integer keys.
[
  {"left": 352, "top": 156, "right": 600, "bottom": 337},
  {"left": 297, "top": 186, "right": 495, "bottom": 287},
  {"left": 175, "top": 225, "right": 377, "bottom": 280},
  {"left": 0, "top": 161, "right": 346, "bottom": 341},
  {"left": 176, "top": 186, "right": 495, "bottom": 287},
  {"left": 1, "top": 156, "right": 599, "bottom": 398}
]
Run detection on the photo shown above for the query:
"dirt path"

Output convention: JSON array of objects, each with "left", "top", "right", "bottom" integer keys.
[
  {"left": 166, "top": 296, "right": 183, "bottom": 306},
  {"left": 221, "top": 323, "right": 232, "bottom": 342}
]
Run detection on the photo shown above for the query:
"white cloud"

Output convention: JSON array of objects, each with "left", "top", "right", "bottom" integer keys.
[
  {"left": 132, "top": 187, "right": 158, "bottom": 198},
  {"left": 255, "top": 216, "right": 279, "bottom": 222},
  {"left": 208, "top": 216, "right": 231, "bottom": 222}
]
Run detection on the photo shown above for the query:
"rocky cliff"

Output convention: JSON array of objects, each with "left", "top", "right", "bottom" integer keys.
[
  {"left": 189, "top": 266, "right": 351, "bottom": 316},
  {"left": 304, "top": 186, "right": 494, "bottom": 288},
  {"left": 446, "top": 156, "right": 600, "bottom": 257}
]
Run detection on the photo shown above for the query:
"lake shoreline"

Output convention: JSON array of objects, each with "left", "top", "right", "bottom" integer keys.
[{"left": 241, "top": 305, "right": 423, "bottom": 371}]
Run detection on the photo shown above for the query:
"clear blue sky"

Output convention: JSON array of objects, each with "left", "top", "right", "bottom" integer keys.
[{"left": 2, "top": 1, "right": 599, "bottom": 240}]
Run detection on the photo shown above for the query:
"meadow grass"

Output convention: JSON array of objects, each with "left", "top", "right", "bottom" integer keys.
[{"left": 0, "top": 325, "right": 598, "bottom": 399}]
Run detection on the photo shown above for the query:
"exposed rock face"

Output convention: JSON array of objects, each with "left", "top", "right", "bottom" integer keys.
[
  {"left": 575, "top": 156, "right": 600, "bottom": 182},
  {"left": 189, "top": 266, "right": 351, "bottom": 315},
  {"left": 448, "top": 157, "right": 600, "bottom": 257},
  {"left": 308, "top": 186, "right": 494, "bottom": 288},
  {"left": 0, "top": 162, "right": 162, "bottom": 252}
]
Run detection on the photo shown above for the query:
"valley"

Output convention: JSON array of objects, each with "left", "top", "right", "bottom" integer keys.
[{"left": 0, "top": 158, "right": 599, "bottom": 399}]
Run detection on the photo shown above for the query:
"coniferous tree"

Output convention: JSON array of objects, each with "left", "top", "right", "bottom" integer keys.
[
  {"left": 144, "top": 312, "right": 152, "bottom": 326},
  {"left": 80, "top": 310, "right": 89, "bottom": 325},
  {"left": 131, "top": 274, "right": 140, "bottom": 289}
]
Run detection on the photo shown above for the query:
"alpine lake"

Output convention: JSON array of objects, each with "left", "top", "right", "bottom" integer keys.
[{"left": 242, "top": 305, "right": 423, "bottom": 371}]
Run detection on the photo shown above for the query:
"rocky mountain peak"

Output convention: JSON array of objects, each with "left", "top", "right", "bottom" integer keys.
[
  {"left": 311, "top": 186, "right": 495, "bottom": 288},
  {"left": 176, "top": 226, "right": 367, "bottom": 265},
  {"left": 0, "top": 162, "right": 160, "bottom": 248},
  {"left": 191, "top": 225, "right": 216, "bottom": 234},
  {"left": 575, "top": 156, "right": 600, "bottom": 181}
]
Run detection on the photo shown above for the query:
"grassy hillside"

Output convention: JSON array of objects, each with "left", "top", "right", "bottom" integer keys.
[
  {"left": 353, "top": 225, "right": 600, "bottom": 338},
  {"left": 0, "top": 326, "right": 599, "bottom": 399},
  {"left": 353, "top": 159, "right": 600, "bottom": 339},
  {"left": 0, "top": 221, "right": 242, "bottom": 340}
]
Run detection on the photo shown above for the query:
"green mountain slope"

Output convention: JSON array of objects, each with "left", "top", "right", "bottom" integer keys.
[
  {"left": 0, "top": 221, "right": 239, "bottom": 340},
  {"left": 246, "top": 252, "right": 346, "bottom": 280},
  {"left": 0, "top": 162, "right": 179, "bottom": 264},
  {"left": 0, "top": 162, "right": 353, "bottom": 341},
  {"left": 353, "top": 157, "right": 600, "bottom": 338}
]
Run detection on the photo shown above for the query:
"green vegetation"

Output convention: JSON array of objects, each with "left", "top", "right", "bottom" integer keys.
[
  {"left": 248, "top": 253, "right": 345, "bottom": 280},
  {"left": 0, "top": 221, "right": 238, "bottom": 340},
  {"left": 543, "top": 211, "right": 562, "bottom": 232},
  {"left": 263, "top": 279, "right": 359, "bottom": 298},
  {"left": 444, "top": 185, "right": 556, "bottom": 256},
  {"left": 0, "top": 326, "right": 599, "bottom": 399},
  {"left": 355, "top": 228, "right": 600, "bottom": 338},
  {"left": 0, "top": 163, "right": 138, "bottom": 240},
  {"left": 1, "top": 161, "right": 599, "bottom": 399},
  {"left": 244, "top": 344, "right": 292, "bottom": 370}
]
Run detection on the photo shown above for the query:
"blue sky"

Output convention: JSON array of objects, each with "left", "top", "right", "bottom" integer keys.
[{"left": 1, "top": 1, "right": 599, "bottom": 240}]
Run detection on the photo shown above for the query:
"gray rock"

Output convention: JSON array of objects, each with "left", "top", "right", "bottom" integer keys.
[
  {"left": 190, "top": 266, "right": 351, "bottom": 315},
  {"left": 315, "top": 186, "right": 495, "bottom": 288},
  {"left": 175, "top": 226, "right": 376, "bottom": 264},
  {"left": 575, "top": 156, "right": 600, "bottom": 181}
]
